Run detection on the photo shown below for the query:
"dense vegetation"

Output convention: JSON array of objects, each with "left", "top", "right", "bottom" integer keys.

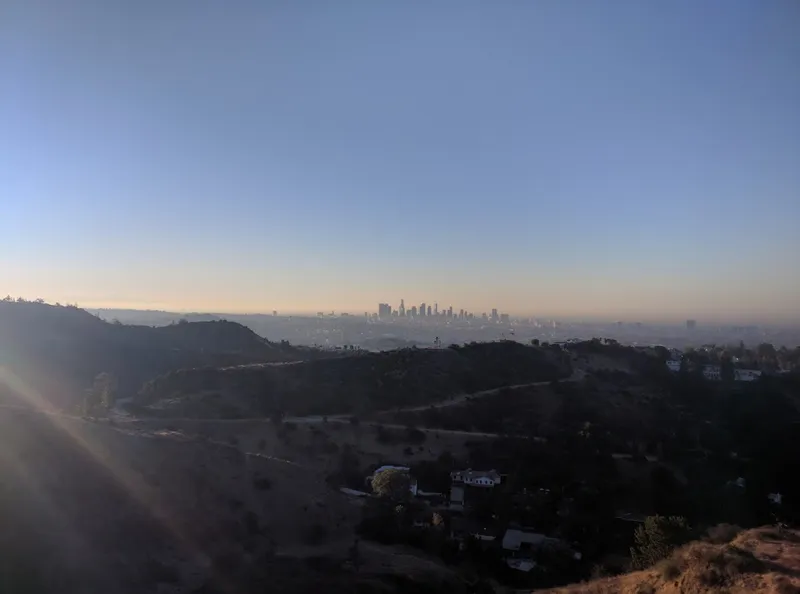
[{"left": 135, "top": 341, "right": 570, "bottom": 417}]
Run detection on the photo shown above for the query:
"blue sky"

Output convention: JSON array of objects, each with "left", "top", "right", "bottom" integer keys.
[{"left": 2, "top": 0, "right": 798, "bottom": 322}]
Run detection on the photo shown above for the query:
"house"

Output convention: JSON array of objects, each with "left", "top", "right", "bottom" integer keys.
[
  {"left": 450, "top": 518, "right": 498, "bottom": 543},
  {"left": 703, "top": 365, "right": 722, "bottom": 381},
  {"left": 502, "top": 529, "right": 559, "bottom": 552},
  {"left": 734, "top": 369, "right": 761, "bottom": 382},
  {"left": 506, "top": 558, "right": 537, "bottom": 572},
  {"left": 450, "top": 469, "right": 502, "bottom": 488},
  {"left": 449, "top": 484, "right": 465, "bottom": 511}
]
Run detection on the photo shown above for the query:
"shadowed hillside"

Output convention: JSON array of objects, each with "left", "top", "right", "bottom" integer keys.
[
  {"left": 0, "top": 301, "right": 316, "bottom": 411},
  {"left": 136, "top": 341, "right": 571, "bottom": 418},
  {"left": 0, "top": 407, "right": 490, "bottom": 593}
]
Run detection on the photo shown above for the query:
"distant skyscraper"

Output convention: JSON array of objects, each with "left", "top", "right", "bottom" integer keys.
[
  {"left": 434, "top": 302, "right": 438, "bottom": 316},
  {"left": 399, "top": 299, "right": 405, "bottom": 317},
  {"left": 686, "top": 319, "right": 697, "bottom": 330},
  {"left": 419, "top": 303, "right": 426, "bottom": 318},
  {"left": 378, "top": 303, "right": 392, "bottom": 318},
  {"left": 482, "top": 312, "right": 488, "bottom": 321},
  {"left": 427, "top": 305, "right": 432, "bottom": 317},
  {"left": 500, "top": 313, "right": 510, "bottom": 323},
  {"left": 410, "top": 306, "right": 417, "bottom": 317},
  {"left": 447, "top": 306, "right": 453, "bottom": 319},
  {"left": 491, "top": 308, "right": 498, "bottom": 322}
]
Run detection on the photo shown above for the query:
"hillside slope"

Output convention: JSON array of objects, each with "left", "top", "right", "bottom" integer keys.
[
  {"left": 135, "top": 341, "right": 571, "bottom": 418},
  {"left": 547, "top": 527, "right": 800, "bottom": 594},
  {"left": 0, "top": 407, "right": 362, "bottom": 593},
  {"left": 0, "top": 301, "right": 313, "bottom": 410}
]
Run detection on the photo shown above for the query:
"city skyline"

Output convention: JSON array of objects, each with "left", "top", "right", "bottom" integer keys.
[{"left": 3, "top": 1, "right": 798, "bottom": 324}]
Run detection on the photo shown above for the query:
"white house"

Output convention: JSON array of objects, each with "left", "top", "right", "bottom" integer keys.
[
  {"left": 734, "top": 369, "right": 761, "bottom": 382},
  {"left": 665, "top": 361, "right": 761, "bottom": 382},
  {"left": 450, "top": 469, "right": 502, "bottom": 488}
]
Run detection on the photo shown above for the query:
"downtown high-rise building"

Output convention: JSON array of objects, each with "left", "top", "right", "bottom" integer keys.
[
  {"left": 378, "top": 303, "right": 392, "bottom": 318},
  {"left": 491, "top": 308, "right": 499, "bottom": 322},
  {"left": 419, "top": 303, "right": 426, "bottom": 318},
  {"left": 399, "top": 299, "right": 405, "bottom": 317},
  {"left": 427, "top": 305, "right": 432, "bottom": 317}
]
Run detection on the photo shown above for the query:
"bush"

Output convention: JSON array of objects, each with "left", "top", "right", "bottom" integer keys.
[
  {"left": 303, "top": 523, "right": 329, "bottom": 546},
  {"left": 657, "top": 558, "right": 681, "bottom": 581},
  {"left": 253, "top": 476, "right": 273, "bottom": 490},
  {"left": 630, "top": 515, "right": 692, "bottom": 569},
  {"left": 243, "top": 510, "right": 261, "bottom": 536},
  {"left": 689, "top": 545, "right": 764, "bottom": 586}
]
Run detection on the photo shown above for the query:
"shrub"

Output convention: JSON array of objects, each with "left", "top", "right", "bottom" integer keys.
[
  {"left": 303, "top": 523, "right": 329, "bottom": 546},
  {"left": 253, "top": 476, "right": 272, "bottom": 490},
  {"left": 657, "top": 558, "right": 681, "bottom": 581},
  {"left": 243, "top": 510, "right": 261, "bottom": 536},
  {"left": 690, "top": 545, "right": 764, "bottom": 586},
  {"left": 630, "top": 515, "right": 692, "bottom": 569}
]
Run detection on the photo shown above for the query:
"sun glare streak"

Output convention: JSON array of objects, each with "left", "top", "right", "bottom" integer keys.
[{"left": 0, "top": 366, "right": 236, "bottom": 592}]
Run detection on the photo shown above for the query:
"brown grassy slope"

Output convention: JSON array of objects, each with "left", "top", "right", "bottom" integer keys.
[
  {"left": 0, "top": 407, "right": 359, "bottom": 593},
  {"left": 546, "top": 528, "right": 800, "bottom": 594}
]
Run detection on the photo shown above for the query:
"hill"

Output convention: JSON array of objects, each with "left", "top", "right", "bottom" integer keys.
[
  {"left": 0, "top": 301, "right": 315, "bottom": 411},
  {"left": 0, "top": 406, "right": 492, "bottom": 593},
  {"left": 546, "top": 527, "right": 800, "bottom": 593},
  {"left": 134, "top": 341, "right": 571, "bottom": 418}
]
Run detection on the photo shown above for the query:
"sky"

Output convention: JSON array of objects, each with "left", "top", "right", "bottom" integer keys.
[{"left": 2, "top": 1, "right": 799, "bottom": 323}]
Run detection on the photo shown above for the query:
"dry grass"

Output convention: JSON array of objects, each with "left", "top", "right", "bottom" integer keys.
[{"left": 546, "top": 526, "right": 800, "bottom": 594}]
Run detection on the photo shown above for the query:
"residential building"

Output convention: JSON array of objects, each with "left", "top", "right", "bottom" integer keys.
[
  {"left": 450, "top": 469, "right": 502, "bottom": 488},
  {"left": 734, "top": 369, "right": 761, "bottom": 382}
]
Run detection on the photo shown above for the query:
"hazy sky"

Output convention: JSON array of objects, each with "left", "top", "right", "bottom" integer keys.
[{"left": 2, "top": 1, "right": 799, "bottom": 322}]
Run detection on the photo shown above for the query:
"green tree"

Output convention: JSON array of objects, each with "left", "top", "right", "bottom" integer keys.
[
  {"left": 371, "top": 468, "right": 411, "bottom": 502},
  {"left": 94, "top": 372, "right": 118, "bottom": 410},
  {"left": 721, "top": 356, "right": 735, "bottom": 385},
  {"left": 82, "top": 372, "right": 117, "bottom": 416},
  {"left": 630, "top": 515, "right": 692, "bottom": 569}
]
